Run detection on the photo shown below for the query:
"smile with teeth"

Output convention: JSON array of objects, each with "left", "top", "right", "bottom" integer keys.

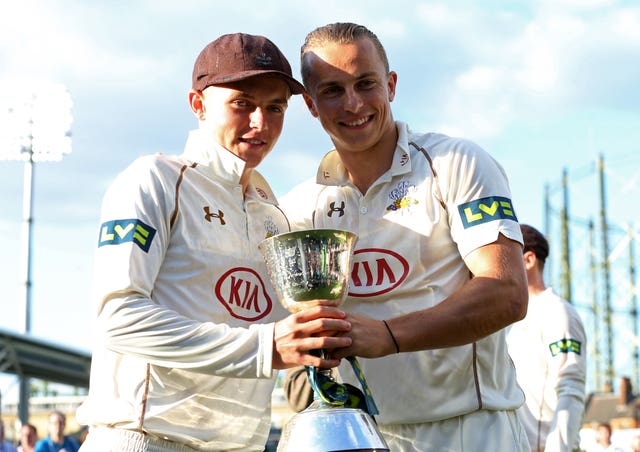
[
  {"left": 342, "top": 116, "right": 372, "bottom": 127},
  {"left": 241, "top": 138, "right": 265, "bottom": 145}
]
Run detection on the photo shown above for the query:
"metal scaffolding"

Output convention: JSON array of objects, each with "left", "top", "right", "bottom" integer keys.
[{"left": 545, "top": 153, "right": 640, "bottom": 394}]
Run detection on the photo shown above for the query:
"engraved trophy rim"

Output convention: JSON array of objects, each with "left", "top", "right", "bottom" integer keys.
[{"left": 258, "top": 228, "right": 358, "bottom": 312}]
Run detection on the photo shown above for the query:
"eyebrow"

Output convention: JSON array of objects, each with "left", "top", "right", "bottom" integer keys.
[
  {"left": 316, "top": 71, "right": 380, "bottom": 89},
  {"left": 237, "top": 91, "right": 289, "bottom": 105}
]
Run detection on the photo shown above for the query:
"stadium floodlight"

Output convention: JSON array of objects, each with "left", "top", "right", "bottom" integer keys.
[{"left": 0, "top": 81, "right": 73, "bottom": 334}]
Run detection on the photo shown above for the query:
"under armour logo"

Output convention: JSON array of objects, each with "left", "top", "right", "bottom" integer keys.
[
  {"left": 204, "top": 206, "right": 226, "bottom": 225},
  {"left": 328, "top": 201, "right": 345, "bottom": 218}
]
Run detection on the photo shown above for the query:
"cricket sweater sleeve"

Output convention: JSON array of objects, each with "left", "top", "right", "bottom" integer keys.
[
  {"left": 426, "top": 135, "right": 523, "bottom": 258},
  {"left": 91, "top": 155, "right": 275, "bottom": 379},
  {"left": 544, "top": 394, "right": 585, "bottom": 452},
  {"left": 543, "top": 292, "right": 588, "bottom": 452},
  {"left": 96, "top": 295, "right": 275, "bottom": 379}
]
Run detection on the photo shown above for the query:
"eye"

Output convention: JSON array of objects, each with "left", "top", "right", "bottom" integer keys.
[
  {"left": 268, "top": 104, "right": 286, "bottom": 113},
  {"left": 320, "top": 85, "right": 342, "bottom": 97},
  {"left": 357, "top": 79, "right": 376, "bottom": 89},
  {"left": 232, "top": 99, "right": 249, "bottom": 107}
]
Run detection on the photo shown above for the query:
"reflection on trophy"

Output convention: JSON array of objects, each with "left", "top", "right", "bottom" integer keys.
[{"left": 259, "top": 229, "right": 389, "bottom": 452}]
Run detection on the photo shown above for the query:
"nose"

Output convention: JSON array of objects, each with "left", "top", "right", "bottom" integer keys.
[
  {"left": 343, "top": 88, "right": 363, "bottom": 112},
  {"left": 249, "top": 107, "right": 265, "bottom": 130}
]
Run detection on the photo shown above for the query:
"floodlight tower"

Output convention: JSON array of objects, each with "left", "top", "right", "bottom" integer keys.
[{"left": 0, "top": 81, "right": 73, "bottom": 422}]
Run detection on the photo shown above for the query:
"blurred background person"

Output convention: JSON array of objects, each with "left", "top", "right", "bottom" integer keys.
[
  {"left": 507, "top": 224, "right": 587, "bottom": 451},
  {"left": 34, "top": 411, "right": 79, "bottom": 452},
  {"left": 1, "top": 419, "right": 17, "bottom": 452},
  {"left": 17, "top": 423, "right": 37, "bottom": 452},
  {"left": 585, "top": 423, "right": 624, "bottom": 452}
]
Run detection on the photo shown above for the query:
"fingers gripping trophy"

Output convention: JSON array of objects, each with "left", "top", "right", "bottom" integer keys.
[{"left": 259, "top": 229, "right": 389, "bottom": 452}]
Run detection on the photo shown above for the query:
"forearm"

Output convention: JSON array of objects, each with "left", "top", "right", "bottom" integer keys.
[
  {"left": 389, "top": 235, "right": 527, "bottom": 352},
  {"left": 389, "top": 273, "right": 526, "bottom": 352},
  {"left": 98, "top": 293, "right": 273, "bottom": 378}
]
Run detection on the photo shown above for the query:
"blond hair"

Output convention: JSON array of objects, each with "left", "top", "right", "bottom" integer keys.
[{"left": 300, "top": 22, "right": 390, "bottom": 88}]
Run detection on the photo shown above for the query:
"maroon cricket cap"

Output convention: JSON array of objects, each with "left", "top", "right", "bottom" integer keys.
[{"left": 192, "top": 33, "right": 305, "bottom": 94}]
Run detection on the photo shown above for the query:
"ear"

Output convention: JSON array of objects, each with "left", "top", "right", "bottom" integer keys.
[
  {"left": 303, "top": 92, "right": 319, "bottom": 118},
  {"left": 189, "top": 89, "right": 205, "bottom": 120},
  {"left": 387, "top": 71, "right": 398, "bottom": 102},
  {"left": 523, "top": 250, "right": 537, "bottom": 271}
]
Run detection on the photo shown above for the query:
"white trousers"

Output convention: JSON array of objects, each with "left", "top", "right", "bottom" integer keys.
[
  {"left": 379, "top": 409, "right": 531, "bottom": 452},
  {"left": 79, "top": 427, "right": 198, "bottom": 452}
]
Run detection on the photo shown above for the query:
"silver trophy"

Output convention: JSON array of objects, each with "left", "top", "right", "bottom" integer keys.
[{"left": 259, "top": 229, "right": 389, "bottom": 452}]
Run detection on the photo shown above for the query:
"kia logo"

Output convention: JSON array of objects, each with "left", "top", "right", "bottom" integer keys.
[
  {"left": 215, "top": 267, "right": 272, "bottom": 321},
  {"left": 349, "top": 248, "right": 409, "bottom": 297}
]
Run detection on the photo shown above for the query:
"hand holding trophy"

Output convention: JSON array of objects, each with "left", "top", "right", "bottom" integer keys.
[{"left": 259, "top": 229, "right": 389, "bottom": 452}]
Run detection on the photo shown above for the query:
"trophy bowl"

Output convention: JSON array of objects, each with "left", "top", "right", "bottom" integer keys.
[{"left": 258, "top": 229, "right": 358, "bottom": 313}]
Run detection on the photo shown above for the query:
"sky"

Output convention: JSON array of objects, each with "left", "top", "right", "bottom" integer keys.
[{"left": 1, "top": 0, "right": 639, "bottom": 400}]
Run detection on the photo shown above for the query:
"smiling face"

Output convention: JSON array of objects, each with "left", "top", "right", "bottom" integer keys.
[
  {"left": 302, "top": 37, "right": 397, "bottom": 156},
  {"left": 189, "top": 76, "right": 291, "bottom": 170}
]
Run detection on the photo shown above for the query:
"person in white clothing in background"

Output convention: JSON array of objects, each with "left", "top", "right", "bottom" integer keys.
[
  {"left": 507, "top": 224, "right": 587, "bottom": 452},
  {"left": 75, "top": 32, "right": 352, "bottom": 452}
]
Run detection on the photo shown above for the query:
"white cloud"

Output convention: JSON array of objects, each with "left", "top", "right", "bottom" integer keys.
[
  {"left": 540, "top": 0, "right": 615, "bottom": 11},
  {"left": 406, "top": 0, "right": 640, "bottom": 139},
  {"left": 609, "top": 6, "right": 640, "bottom": 41},
  {"left": 456, "top": 66, "right": 503, "bottom": 91}
]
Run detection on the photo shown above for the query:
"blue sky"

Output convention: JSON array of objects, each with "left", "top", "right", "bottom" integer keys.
[{"left": 1, "top": 0, "right": 639, "bottom": 399}]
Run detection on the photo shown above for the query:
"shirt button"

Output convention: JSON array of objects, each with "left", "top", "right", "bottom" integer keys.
[{"left": 360, "top": 206, "right": 368, "bottom": 214}]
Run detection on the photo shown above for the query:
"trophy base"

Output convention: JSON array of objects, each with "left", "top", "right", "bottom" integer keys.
[{"left": 277, "top": 401, "right": 389, "bottom": 452}]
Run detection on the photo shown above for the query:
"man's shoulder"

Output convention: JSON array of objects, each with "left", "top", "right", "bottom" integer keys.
[
  {"left": 33, "top": 438, "right": 47, "bottom": 452},
  {"left": 110, "top": 152, "right": 187, "bottom": 190},
  {"left": 406, "top": 128, "right": 484, "bottom": 155},
  {"left": 64, "top": 434, "right": 80, "bottom": 448},
  {"left": 541, "top": 289, "right": 581, "bottom": 314},
  {"left": 129, "top": 152, "right": 185, "bottom": 172}
]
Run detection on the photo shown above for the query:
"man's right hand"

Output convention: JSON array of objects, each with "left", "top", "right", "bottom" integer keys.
[{"left": 272, "top": 305, "right": 352, "bottom": 369}]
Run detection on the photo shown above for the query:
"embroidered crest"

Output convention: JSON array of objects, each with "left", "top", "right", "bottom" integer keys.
[
  {"left": 386, "top": 181, "right": 418, "bottom": 211},
  {"left": 264, "top": 217, "right": 279, "bottom": 238},
  {"left": 255, "top": 52, "right": 273, "bottom": 67}
]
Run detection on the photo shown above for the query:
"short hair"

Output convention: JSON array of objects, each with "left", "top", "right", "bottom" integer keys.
[
  {"left": 50, "top": 410, "right": 66, "bottom": 423},
  {"left": 22, "top": 423, "right": 37, "bottom": 432},
  {"left": 520, "top": 224, "right": 549, "bottom": 264},
  {"left": 300, "top": 22, "right": 390, "bottom": 88},
  {"left": 597, "top": 422, "right": 612, "bottom": 433}
]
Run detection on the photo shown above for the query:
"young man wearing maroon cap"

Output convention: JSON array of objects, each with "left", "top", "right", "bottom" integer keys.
[{"left": 76, "top": 33, "right": 352, "bottom": 451}]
